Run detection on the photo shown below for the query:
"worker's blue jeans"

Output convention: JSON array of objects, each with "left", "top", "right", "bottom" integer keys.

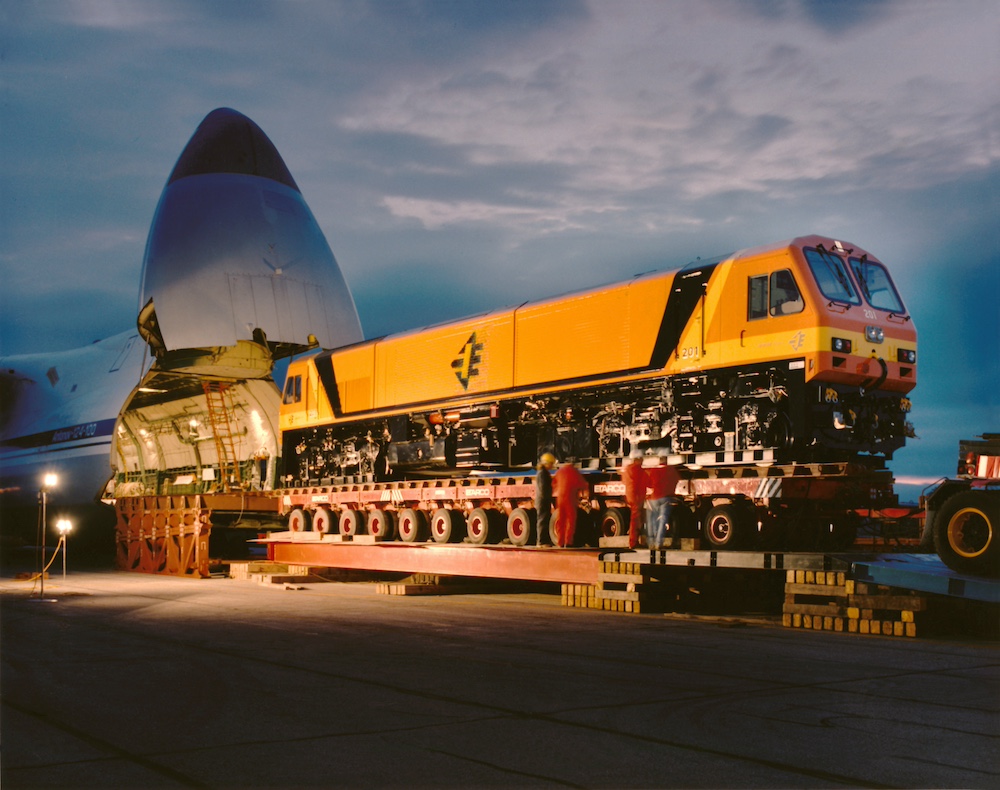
[{"left": 645, "top": 497, "right": 674, "bottom": 549}]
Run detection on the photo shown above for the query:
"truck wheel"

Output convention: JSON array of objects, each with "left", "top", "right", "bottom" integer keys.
[
  {"left": 430, "top": 508, "right": 465, "bottom": 544},
  {"left": 367, "top": 509, "right": 396, "bottom": 541},
  {"left": 934, "top": 491, "right": 999, "bottom": 577},
  {"left": 702, "top": 504, "right": 752, "bottom": 550},
  {"left": 506, "top": 508, "right": 535, "bottom": 546},
  {"left": 339, "top": 508, "right": 366, "bottom": 536},
  {"left": 599, "top": 507, "right": 629, "bottom": 538},
  {"left": 288, "top": 508, "right": 310, "bottom": 532},
  {"left": 467, "top": 508, "right": 503, "bottom": 545},
  {"left": 312, "top": 506, "right": 336, "bottom": 535},
  {"left": 397, "top": 508, "right": 428, "bottom": 543}
]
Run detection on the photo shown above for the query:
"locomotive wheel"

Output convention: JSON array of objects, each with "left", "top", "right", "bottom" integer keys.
[
  {"left": 599, "top": 507, "right": 629, "bottom": 538},
  {"left": 506, "top": 507, "right": 536, "bottom": 547},
  {"left": 339, "top": 508, "right": 366, "bottom": 537},
  {"left": 312, "top": 506, "right": 336, "bottom": 535},
  {"left": 397, "top": 508, "right": 428, "bottom": 543},
  {"left": 933, "top": 491, "right": 999, "bottom": 578},
  {"left": 430, "top": 508, "right": 465, "bottom": 544},
  {"left": 367, "top": 509, "right": 396, "bottom": 541},
  {"left": 288, "top": 508, "right": 310, "bottom": 532},
  {"left": 466, "top": 508, "right": 503, "bottom": 545},
  {"left": 702, "top": 504, "right": 753, "bottom": 550}
]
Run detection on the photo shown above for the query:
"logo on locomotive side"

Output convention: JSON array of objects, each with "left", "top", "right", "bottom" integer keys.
[{"left": 452, "top": 332, "right": 484, "bottom": 389}]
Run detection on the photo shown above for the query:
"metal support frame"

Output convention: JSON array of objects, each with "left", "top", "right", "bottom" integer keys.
[
  {"left": 115, "top": 495, "right": 213, "bottom": 577},
  {"left": 264, "top": 536, "right": 601, "bottom": 585}
]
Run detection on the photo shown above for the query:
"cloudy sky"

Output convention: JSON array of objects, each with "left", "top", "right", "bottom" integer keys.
[{"left": 1, "top": 0, "right": 997, "bottom": 498}]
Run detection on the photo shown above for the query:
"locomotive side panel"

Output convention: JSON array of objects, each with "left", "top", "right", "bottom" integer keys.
[
  {"left": 373, "top": 310, "right": 515, "bottom": 411},
  {"left": 328, "top": 343, "right": 376, "bottom": 415},
  {"left": 513, "top": 282, "right": 635, "bottom": 387}
]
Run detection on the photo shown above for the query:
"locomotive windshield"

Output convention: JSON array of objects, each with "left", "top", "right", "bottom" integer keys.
[
  {"left": 849, "top": 256, "right": 906, "bottom": 314},
  {"left": 804, "top": 248, "right": 861, "bottom": 306}
]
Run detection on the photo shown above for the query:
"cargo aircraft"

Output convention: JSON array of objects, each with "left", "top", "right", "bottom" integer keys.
[{"left": 0, "top": 108, "right": 363, "bottom": 539}]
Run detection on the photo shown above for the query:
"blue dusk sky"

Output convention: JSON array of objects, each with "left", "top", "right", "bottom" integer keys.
[{"left": 1, "top": 0, "right": 997, "bottom": 499}]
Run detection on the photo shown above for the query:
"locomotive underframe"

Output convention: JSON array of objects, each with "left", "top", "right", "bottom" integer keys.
[{"left": 282, "top": 358, "right": 911, "bottom": 487}]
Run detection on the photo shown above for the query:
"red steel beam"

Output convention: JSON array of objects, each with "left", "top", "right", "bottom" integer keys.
[{"left": 267, "top": 540, "right": 600, "bottom": 584}]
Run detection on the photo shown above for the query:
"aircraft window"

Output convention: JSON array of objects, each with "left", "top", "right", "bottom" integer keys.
[
  {"left": 849, "top": 256, "right": 905, "bottom": 313},
  {"left": 769, "top": 269, "right": 804, "bottom": 316},
  {"left": 282, "top": 375, "right": 302, "bottom": 404},
  {"left": 804, "top": 248, "right": 860, "bottom": 305},
  {"left": 748, "top": 275, "right": 768, "bottom": 320}
]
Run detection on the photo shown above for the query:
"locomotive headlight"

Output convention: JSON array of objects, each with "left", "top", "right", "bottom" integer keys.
[
  {"left": 865, "top": 325, "right": 884, "bottom": 343},
  {"left": 897, "top": 348, "right": 916, "bottom": 364},
  {"left": 832, "top": 337, "right": 852, "bottom": 353}
]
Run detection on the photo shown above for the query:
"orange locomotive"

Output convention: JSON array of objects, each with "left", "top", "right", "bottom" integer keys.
[{"left": 280, "top": 235, "right": 916, "bottom": 485}]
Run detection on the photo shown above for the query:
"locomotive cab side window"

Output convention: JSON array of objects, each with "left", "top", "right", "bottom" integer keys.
[
  {"left": 748, "top": 275, "right": 769, "bottom": 320},
  {"left": 747, "top": 269, "right": 804, "bottom": 320},
  {"left": 804, "top": 248, "right": 861, "bottom": 306},
  {"left": 849, "top": 256, "right": 906, "bottom": 314},
  {"left": 769, "top": 269, "right": 804, "bottom": 316},
  {"left": 283, "top": 374, "right": 302, "bottom": 404}
]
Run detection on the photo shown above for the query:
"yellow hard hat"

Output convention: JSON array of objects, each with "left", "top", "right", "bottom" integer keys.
[{"left": 539, "top": 452, "right": 556, "bottom": 467}]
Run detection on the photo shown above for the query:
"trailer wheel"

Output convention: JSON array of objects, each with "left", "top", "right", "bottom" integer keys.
[
  {"left": 312, "top": 506, "right": 336, "bottom": 535},
  {"left": 702, "top": 504, "right": 752, "bottom": 550},
  {"left": 367, "top": 509, "right": 396, "bottom": 541},
  {"left": 339, "top": 508, "right": 366, "bottom": 536},
  {"left": 288, "top": 508, "right": 310, "bottom": 533},
  {"left": 431, "top": 508, "right": 465, "bottom": 544},
  {"left": 398, "top": 508, "right": 428, "bottom": 543},
  {"left": 599, "top": 507, "right": 629, "bottom": 538},
  {"left": 934, "top": 491, "right": 999, "bottom": 577},
  {"left": 467, "top": 508, "right": 503, "bottom": 545},
  {"left": 506, "top": 508, "right": 536, "bottom": 546}
]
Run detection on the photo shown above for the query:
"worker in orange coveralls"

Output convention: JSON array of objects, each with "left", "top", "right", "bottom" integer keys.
[
  {"left": 552, "top": 463, "right": 588, "bottom": 547},
  {"left": 622, "top": 455, "right": 648, "bottom": 550},
  {"left": 645, "top": 456, "right": 680, "bottom": 550}
]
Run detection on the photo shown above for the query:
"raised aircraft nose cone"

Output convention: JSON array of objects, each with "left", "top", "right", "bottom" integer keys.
[
  {"left": 167, "top": 107, "right": 299, "bottom": 191},
  {"left": 138, "top": 108, "right": 363, "bottom": 355}
]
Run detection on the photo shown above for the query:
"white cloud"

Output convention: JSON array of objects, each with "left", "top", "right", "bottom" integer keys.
[{"left": 339, "top": 1, "right": 997, "bottom": 231}]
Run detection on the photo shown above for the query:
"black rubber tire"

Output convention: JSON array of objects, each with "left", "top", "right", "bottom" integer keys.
[
  {"left": 312, "top": 506, "right": 336, "bottom": 535},
  {"left": 397, "top": 508, "right": 428, "bottom": 543},
  {"left": 599, "top": 507, "right": 629, "bottom": 538},
  {"left": 933, "top": 491, "right": 999, "bottom": 578},
  {"left": 367, "top": 509, "right": 396, "bottom": 541},
  {"left": 702, "top": 504, "right": 753, "bottom": 550},
  {"left": 506, "top": 507, "right": 536, "bottom": 546},
  {"left": 466, "top": 508, "right": 504, "bottom": 545},
  {"left": 339, "top": 508, "right": 366, "bottom": 536},
  {"left": 430, "top": 508, "right": 465, "bottom": 544},
  {"left": 288, "top": 508, "right": 310, "bottom": 533}
]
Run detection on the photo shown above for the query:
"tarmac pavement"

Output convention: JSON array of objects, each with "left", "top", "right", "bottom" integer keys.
[{"left": 1, "top": 565, "right": 998, "bottom": 789}]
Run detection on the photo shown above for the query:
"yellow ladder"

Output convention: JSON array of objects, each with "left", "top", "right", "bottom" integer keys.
[{"left": 202, "top": 381, "right": 242, "bottom": 490}]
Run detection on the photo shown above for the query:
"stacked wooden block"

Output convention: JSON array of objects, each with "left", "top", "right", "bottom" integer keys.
[
  {"left": 562, "top": 561, "right": 657, "bottom": 613},
  {"left": 782, "top": 570, "right": 928, "bottom": 637}
]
